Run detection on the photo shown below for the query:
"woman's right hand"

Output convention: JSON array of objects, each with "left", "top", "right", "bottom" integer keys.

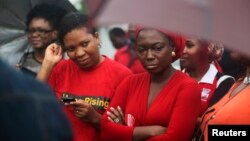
[
  {"left": 36, "top": 43, "right": 63, "bottom": 82},
  {"left": 44, "top": 43, "right": 63, "bottom": 65},
  {"left": 69, "top": 99, "right": 102, "bottom": 130},
  {"left": 147, "top": 125, "right": 166, "bottom": 136},
  {"left": 133, "top": 125, "right": 166, "bottom": 141}
]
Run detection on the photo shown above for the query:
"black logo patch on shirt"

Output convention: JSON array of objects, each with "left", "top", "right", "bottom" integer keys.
[{"left": 62, "top": 92, "right": 111, "bottom": 110}]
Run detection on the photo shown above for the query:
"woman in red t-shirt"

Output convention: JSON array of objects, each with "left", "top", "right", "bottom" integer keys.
[{"left": 36, "top": 12, "right": 132, "bottom": 141}]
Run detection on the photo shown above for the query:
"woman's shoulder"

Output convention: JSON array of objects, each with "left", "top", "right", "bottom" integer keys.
[
  {"left": 216, "top": 72, "right": 235, "bottom": 86},
  {"left": 175, "top": 70, "right": 198, "bottom": 84},
  {"left": 114, "top": 72, "right": 149, "bottom": 90},
  {"left": 53, "top": 59, "right": 76, "bottom": 71},
  {"left": 172, "top": 71, "right": 201, "bottom": 92},
  {"left": 173, "top": 71, "right": 201, "bottom": 98},
  {"left": 125, "top": 72, "right": 149, "bottom": 83}
]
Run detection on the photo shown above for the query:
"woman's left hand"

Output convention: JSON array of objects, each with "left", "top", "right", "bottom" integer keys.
[{"left": 106, "top": 106, "right": 125, "bottom": 125}]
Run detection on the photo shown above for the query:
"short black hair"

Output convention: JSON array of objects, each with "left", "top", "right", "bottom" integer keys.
[
  {"left": 26, "top": 3, "right": 67, "bottom": 31},
  {"left": 58, "top": 12, "right": 94, "bottom": 45},
  {"left": 109, "top": 27, "right": 126, "bottom": 38}
]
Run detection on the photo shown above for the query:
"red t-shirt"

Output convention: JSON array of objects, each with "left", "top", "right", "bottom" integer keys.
[
  {"left": 114, "top": 45, "right": 145, "bottom": 74},
  {"left": 101, "top": 71, "right": 201, "bottom": 141},
  {"left": 49, "top": 56, "right": 132, "bottom": 141}
]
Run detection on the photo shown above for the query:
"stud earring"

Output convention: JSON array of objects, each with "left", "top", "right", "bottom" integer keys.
[
  {"left": 172, "top": 51, "right": 176, "bottom": 57},
  {"left": 98, "top": 44, "right": 101, "bottom": 48}
]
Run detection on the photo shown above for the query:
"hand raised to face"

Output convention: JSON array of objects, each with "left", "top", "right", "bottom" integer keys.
[{"left": 44, "top": 43, "right": 63, "bottom": 65}]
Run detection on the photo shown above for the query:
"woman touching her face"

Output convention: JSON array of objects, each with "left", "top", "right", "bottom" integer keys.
[{"left": 36, "top": 12, "right": 132, "bottom": 141}]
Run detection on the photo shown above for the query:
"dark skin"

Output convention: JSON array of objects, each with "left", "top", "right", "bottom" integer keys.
[
  {"left": 63, "top": 27, "right": 104, "bottom": 70},
  {"left": 61, "top": 27, "right": 104, "bottom": 130},
  {"left": 136, "top": 29, "right": 176, "bottom": 109},
  {"left": 107, "top": 28, "right": 176, "bottom": 141},
  {"left": 36, "top": 27, "right": 104, "bottom": 131},
  {"left": 27, "top": 18, "right": 57, "bottom": 63},
  {"left": 180, "top": 39, "right": 210, "bottom": 81},
  {"left": 110, "top": 35, "right": 127, "bottom": 49}
]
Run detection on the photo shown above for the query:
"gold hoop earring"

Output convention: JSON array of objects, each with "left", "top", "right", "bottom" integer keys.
[{"left": 172, "top": 51, "right": 176, "bottom": 57}]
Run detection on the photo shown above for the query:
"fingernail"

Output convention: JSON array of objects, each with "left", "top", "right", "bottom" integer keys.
[
  {"left": 107, "top": 117, "right": 112, "bottom": 121},
  {"left": 110, "top": 107, "right": 114, "bottom": 110},
  {"left": 107, "top": 111, "right": 111, "bottom": 115},
  {"left": 117, "top": 106, "right": 121, "bottom": 110}
]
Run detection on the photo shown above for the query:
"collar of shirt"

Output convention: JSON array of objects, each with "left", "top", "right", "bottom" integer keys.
[{"left": 199, "top": 64, "right": 218, "bottom": 84}]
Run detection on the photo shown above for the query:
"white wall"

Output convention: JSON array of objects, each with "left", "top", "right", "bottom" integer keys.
[{"left": 98, "top": 24, "right": 128, "bottom": 59}]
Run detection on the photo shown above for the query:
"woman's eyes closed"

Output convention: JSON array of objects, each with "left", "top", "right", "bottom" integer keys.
[
  {"left": 137, "top": 43, "right": 164, "bottom": 53},
  {"left": 137, "top": 46, "right": 146, "bottom": 53},
  {"left": 153, "top": 44, "right": 164, "bottom": 51}
]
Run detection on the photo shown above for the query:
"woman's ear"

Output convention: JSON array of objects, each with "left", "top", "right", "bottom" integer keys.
[
  {"left": 94, "top": 32, "right": 101, "bottom": 44},
  {"left": 171, "top": 47, "right": 176, "bottom": 57},
  {"left": 94, "top": 32, "right": 99, "bottom": 39}
]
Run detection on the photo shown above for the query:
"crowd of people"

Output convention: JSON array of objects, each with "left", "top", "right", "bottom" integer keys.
[{"left": 1, "top": 3, "right": 249, "bottom": 141}]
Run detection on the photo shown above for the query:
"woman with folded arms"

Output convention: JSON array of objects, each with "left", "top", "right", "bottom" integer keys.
[{"left": 101, "top": 27, "right": 201, "bottom": 141}]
